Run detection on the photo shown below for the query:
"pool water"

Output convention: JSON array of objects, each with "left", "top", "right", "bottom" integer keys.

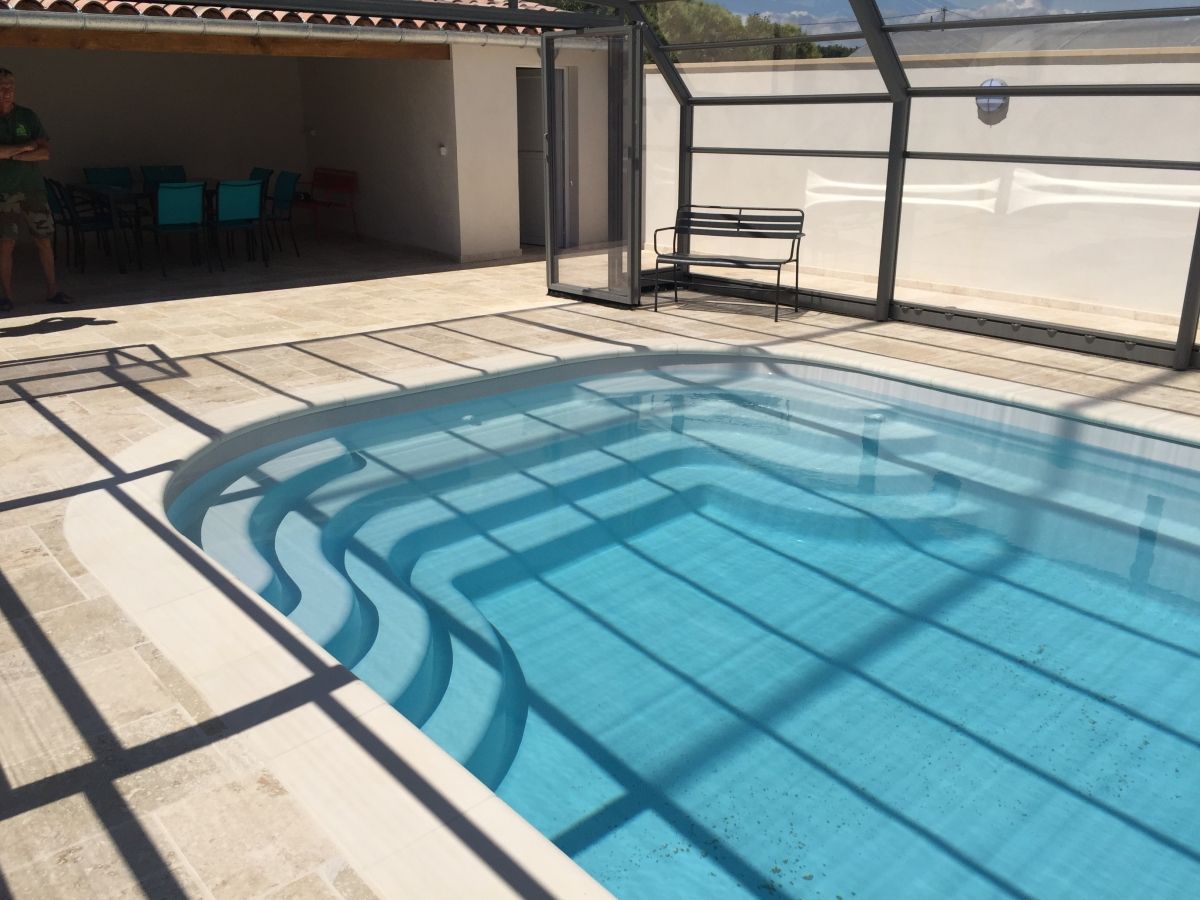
[{"left": 170, "top": 360, "right": 1200, "bottom": 899}]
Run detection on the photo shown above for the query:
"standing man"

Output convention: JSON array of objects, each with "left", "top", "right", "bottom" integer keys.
[{"left": 0, "top": 67, "right": 64, "bottom": 313}]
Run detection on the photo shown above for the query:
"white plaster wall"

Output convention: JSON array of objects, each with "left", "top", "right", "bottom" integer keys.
[
  {"left": 450, "top": 44, "right": 531, "bottom": 262},
  {"left": 646, "top": 56, "right": 1200, "bottom": 321},
  {"left": 450, "top": 42, "right": 612, "bottom": 262},
  {"left": 0, "top": 48, "right": 309, "bottom": 185},
  {"left": 299, "top": 57, "right": 460, "bottom": 258}
]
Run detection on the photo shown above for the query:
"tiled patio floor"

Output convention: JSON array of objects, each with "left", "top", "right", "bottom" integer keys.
[{"left": 4, "top": 239, "right": 1200, "bottom": 898}]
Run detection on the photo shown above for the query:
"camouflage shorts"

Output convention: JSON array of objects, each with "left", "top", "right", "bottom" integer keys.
[{"left": 0, "top": 192, "right": 54, "bottom": 240}]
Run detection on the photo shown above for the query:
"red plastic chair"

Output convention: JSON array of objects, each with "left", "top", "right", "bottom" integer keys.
[{"left": 294, "top": 167, "right": 359, "bottom": 238}]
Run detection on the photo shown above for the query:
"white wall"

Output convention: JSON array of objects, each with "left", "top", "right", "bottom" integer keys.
[
  {"left": 1, "top": 48, "right": 308, "bottom": 186},
  {"left": 299, "top": 57, "right": 460, "bottom": 258},
  {"left": 646, "top": 54, "right": 1200, "bottom": 322},
  {"left": 450, "top": 42, "right": 613, "bottom": 262}
]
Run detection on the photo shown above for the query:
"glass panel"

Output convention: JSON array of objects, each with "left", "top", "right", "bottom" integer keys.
[
  {"left": 693, "top": 102, "right": 891, "bottom": 151},
  {"left": 894, "top": 159, "right": 1200, "bottom": 343},
  {"left": 675, "top": 40, "right": 885, "bottom": 96},
  {"left": 899, "top": 18, "right": 1200, "bottom": 87},
  {"left": 909, "top": 96, "right": 1200, "bottom": 163},
  {"left": 648, "top": 0, "right": 861, "bottom": 46},
  {"left": 878, "top": 0, "right": 1200, "bottom": 23},
  {"left": 548, "top": 32, "right": 638, "bottom": 304},
  {"left": 683, "top": 154, "right": 887, "bottom": 299},
  {"left": 644, "top": 62, "right": 680, "bottom": 275}
]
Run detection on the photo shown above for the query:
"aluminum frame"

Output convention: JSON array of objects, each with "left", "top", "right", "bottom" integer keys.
[
  {"left": 542, "top": 25, "right": 644, "bottom": 307},
  {"left": 615, "top": 0, "right": 1200, "bottom": 369}
]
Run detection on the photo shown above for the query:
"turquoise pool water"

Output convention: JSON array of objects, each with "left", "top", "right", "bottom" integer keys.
[{"left": 169, "top": 358, "right": 1200, "bottom": 899}]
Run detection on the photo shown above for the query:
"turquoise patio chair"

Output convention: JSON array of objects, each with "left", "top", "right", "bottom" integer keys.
[
  {"left": 152, "top": 181, "right": 208, "bottom": 277},
  {"left": 213, "top": 179, "right": 269, "bottom": 269}
]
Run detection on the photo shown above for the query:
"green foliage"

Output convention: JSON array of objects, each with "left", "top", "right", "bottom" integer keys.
[
  {"left": 639, "top": 0, "right": 854, "bottom": 62},
  {"left": 544, "top": 0, "right": 860, "bottom": 63}
]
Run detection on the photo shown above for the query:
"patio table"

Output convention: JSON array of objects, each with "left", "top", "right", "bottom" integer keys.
[{"left": 67, "top": 183, "right": 150, "bottom": 274}]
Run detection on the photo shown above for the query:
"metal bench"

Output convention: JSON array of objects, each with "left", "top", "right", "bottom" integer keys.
[{"left": 653, "top": 205, "right": 805, "bottom": 321}]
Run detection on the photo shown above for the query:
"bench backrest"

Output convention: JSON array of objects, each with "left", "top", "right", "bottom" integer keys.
[
  {"left": 312, "top": 167, "right": 358, "bottom": 198},
  {"left": 676, "top": 205, "right": 804, "bottom": 241}
]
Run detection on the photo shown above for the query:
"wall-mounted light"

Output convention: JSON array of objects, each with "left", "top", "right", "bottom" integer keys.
[{"left": 977, "top": 78, "right": 1009, "bottom": 125}]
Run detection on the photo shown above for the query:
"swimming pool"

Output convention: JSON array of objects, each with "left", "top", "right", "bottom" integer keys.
[{"left": 168, "top": 355, "right": 1200, "bottom": 899}]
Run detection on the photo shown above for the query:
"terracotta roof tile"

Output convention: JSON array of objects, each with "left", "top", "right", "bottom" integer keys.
[{"left": 4, "top": 0, "right": 562, "bottom": 33}]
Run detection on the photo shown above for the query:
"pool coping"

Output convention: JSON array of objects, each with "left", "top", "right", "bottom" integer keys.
[{"left": 62, "top": 338, "right": 1200, "bottom": 897}]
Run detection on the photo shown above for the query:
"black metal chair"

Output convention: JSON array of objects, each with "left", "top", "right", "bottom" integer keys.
[
  {"left": 45, "top": 178, "right": 120, "bottom": 273},
  {"left": 249, "top": 167, "right": 273, "bottom": 213},
  {"left": 267, "top": 170, "right": 301, "bottom": 258}
]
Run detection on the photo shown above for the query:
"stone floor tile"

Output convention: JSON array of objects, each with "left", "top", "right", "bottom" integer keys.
[
  {"left": 3, "top": 813, "right": 204, "bottom": 900},
  {"left": 134, "top": 643, "right": 217, "bottom": 730},
  {"left": 4, "top": 559, "right": 89, "bottom": 617},
  {"left": 110, "top": 708, "right": 233, "bottom": 816},
  {"left": 263, "top": 872, "right": 341, "bottom": 900},
  {"left": 328, "top": 865, "right": 377, "bottom": 900},
  {"left": 156, "top": 771, "right": 342, "bottom": 900},
  {"left": 18, "top": 596, "right": 144, "bottom": 672},
  {"left": 31, "top": 519, "right": 89, "bottom": 578},
  {"left": 0, "top": 648, "right": 175, "bottom": 770},
  {"left": 0, "top": 525, "right": 52, "bottom": 571}
]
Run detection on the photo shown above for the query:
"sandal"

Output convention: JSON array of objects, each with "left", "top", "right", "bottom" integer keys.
[{"left": 46, "top": 291, "right": 69, "bottom": 305}]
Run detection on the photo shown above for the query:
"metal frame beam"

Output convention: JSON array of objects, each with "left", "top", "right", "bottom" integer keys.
[
  {"left": 848, "top": 0, "right": 908, "bottom": 322},
  {"left": 886, "top": 5, "right": 1200, "bottom": 33},
  {"left": 662, "top": 31, "right": 864, "bottom": 52},
  {"left": 908, "top": 150, "right": 1200, "bottom": 172},
  {"left": 690, "top": 93, "right": 891, "bottom": 105},
  {"left": 616, "top": 0, "right": 690, "bottom": 104},
  {"left": 913, "top": 84, "right": 1200, "bottom": 98},
  {"left": 693, "top": 147, "right": 888, "bottom": 159},
  {"left": 1175, "top": 208, "right": 1200, "bottom": 369}
]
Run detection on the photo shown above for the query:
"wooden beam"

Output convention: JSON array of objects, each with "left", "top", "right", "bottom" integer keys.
[{"left": 0, "top": 26, "right": 453, "bottom": 60}]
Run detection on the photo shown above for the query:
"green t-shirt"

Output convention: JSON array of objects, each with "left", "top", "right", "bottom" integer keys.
[{"left": 0, "top": 106, "right": 47, "bottom": 196}]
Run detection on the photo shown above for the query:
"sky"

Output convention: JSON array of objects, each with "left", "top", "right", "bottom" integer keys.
[{"left": 707, "top": 0, "right": 1196, "bottom": 33}]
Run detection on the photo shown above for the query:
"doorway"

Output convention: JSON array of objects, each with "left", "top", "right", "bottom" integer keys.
[{"left": 516, "top": 67, "right": 566, "bottom": 247}]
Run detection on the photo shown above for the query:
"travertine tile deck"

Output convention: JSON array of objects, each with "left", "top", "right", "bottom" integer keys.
[{"left": 3, "top": 243, "right": 1200, "bottom": 899}]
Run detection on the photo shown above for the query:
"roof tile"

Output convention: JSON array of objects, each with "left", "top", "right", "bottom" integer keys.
[{"left": 12, "top": 0, "right": 564, "bottom": 34}]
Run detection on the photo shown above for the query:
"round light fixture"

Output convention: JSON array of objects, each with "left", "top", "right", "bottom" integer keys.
[{"left": 977, "top": 78, "right": 1009, "bottom": 114}]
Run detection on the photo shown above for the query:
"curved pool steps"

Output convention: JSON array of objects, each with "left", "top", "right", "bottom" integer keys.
[
  {"left": 406, "top": 534, "right": 531, "bottom": 786},
  {"left": 249, "top": 450, "right": 368, "bottom": 616},
  {"left": 192, "top": 440, "right": 361, "bottom": 612}
]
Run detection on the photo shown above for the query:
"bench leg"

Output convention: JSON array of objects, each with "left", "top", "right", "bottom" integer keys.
[
  {"left": 673, "top": 264, "right": 679, "bottom": 306},
  {"left": 794, "top": 260, "right": 800, "bottom": 314},
  {"left": 653, "top": 264, "right": 659, "bottom": 311},
  {"left": 774, "top": 267, "right": 782, "bottom": 322}
]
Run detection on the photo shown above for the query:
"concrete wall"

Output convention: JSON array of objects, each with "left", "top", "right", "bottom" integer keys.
[
  {"left": 299, "top": 57, "right": 460, "bottom": 258},
  {"left": 647, "top": 54, "right": 1200, "bottom": 322},
  {"left": 0, "top": 48, "right": 307, "bottom": 185}
]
